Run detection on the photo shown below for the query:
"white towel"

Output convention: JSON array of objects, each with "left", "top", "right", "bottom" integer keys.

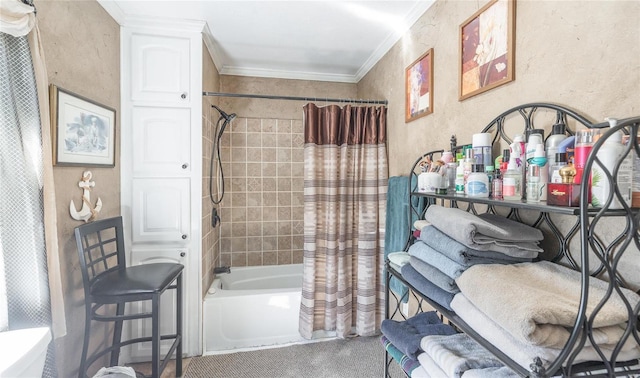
[
  {"left": 450, "top": 293, "right": 640, "bottom": 371},
  {"left": 420, "top": 333, "right": 504, "bottom": 378},
  {"left": 410, "top": 364, "right": 432, "bottom": 378},
  {"left": 417, "top": 352, "right": 448, "bottom": 378},
  {"left": 456, "top": 261, "right": 640, "bottom": 348}
]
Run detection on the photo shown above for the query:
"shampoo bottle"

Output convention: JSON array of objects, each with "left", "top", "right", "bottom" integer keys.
[
  {"left": 546, "top": 122, "right": 567, "bottom": 177},
  {"left": 591, "top": 118, "right": 631, "bottom": 209}
]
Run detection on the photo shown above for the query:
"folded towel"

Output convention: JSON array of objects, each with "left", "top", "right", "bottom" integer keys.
[
  {"left": 410, "top": 257, "right": 459, "bottom": 294},
  {"left": 461, "top": 366, "right": 520, "bottom": 378},
  {"left": 410, "top": 364, "right": 431, "bottom": 378},
  {"left": 450, "top": 293, "right": 640, "bottom": 371},
  {"left": 420, "top": 333, "right": 505, "bottom": 378},
  {"left": 381, "top": 311, "right": 457, "bottom": 360},
  {"left": 389, "top": 251, "right": 411, "bottom": 267},
  {"left": 456, "top": 261, "right": 640, "bottom": 348},
  {"left": 381, "top": 335, "right": 422, "bottom": 376},
  {"left": 417, "top": 352, "right": 448, "bottom": 378},
  {"left": 401, "top": 264, "right": 456, "bottom": 311},
  {"left": 424, "top": 205, "right": 543, "bottom": 256},
  {"left": 419, "top": 225, "right": 536, "bottom": 264},
  {"left": 409, "top": 241, "right": 466, "bottom": 280},
  {"left": 414, "top": 220, "right": 430, "bottom": 230}
]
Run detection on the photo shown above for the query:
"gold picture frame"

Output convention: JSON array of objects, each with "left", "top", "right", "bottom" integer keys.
[
  {"left": 459, "top": 0, "right": 516, "bottom": 101},
  {"left": 50, "top": 84, "right": 116, "bottom": 167},
  {"left": 405, "top": 48, "right": 434, "bottom": 122}
]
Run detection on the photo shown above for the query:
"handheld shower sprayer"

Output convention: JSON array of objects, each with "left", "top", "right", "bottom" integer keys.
[{"left": 209, "top": 105, "right": 237, "bottom": 227}]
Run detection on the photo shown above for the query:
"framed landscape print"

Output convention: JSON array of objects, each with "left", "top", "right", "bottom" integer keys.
[
  {"left": 50, "top": 84, "right": 116, "bottom": 167},
  {"left": 459, "top": 0, "right": 515, "bottom": 101}
]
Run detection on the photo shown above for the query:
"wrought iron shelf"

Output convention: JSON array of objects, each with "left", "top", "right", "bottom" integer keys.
[
  {"left": 410, "top": 191, "right": 631, "bottom": 216},
  {"left": 383, "top": 104, "right": 640, "bottom": 378}
]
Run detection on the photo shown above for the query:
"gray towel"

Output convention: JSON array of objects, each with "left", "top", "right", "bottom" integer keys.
[
  {"left": 409, "top": 256, "right": 459, "bottom": 294},
  {"left": 401, "top": 264, "right": 455, "bottom": 311},
  {"left": 419, "top": 225, "right": 536, "bottom": 263},
  {"left": 420, "top": 333, "right": 505, "bottom": 378},
  {"left": 450, "top": 293, "right": 640, "bottom": 371},
  {"left": 424, "top": 205, "right": 543, "bottom": 255},
  {"left": 456, "top": 261, "right": 640, "bottom": 348},
  {"left": 408, "top": 241, "right": 466, "bottom": 280}
]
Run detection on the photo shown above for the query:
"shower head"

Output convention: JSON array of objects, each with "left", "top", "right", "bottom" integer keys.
[{"left": 212, "top": 104, "right": 237, "bottom": 123}]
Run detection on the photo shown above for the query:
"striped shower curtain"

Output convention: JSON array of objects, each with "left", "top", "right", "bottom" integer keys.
[{"left": 299, "top": 103, "right": 388, "bottom": 339}]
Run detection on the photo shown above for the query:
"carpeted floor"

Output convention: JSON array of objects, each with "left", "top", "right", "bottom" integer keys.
[{"left": 184, "top": 336, "right": 404, "bottom": 378}]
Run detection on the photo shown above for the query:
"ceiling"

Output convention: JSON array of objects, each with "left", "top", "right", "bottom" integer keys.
[{"left": 97, "top": 0, "right": 435, "bottom": 83}]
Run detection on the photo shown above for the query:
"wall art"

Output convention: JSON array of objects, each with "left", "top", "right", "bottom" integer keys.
[
  {"left": 405, "top": 48, "right": 434, "bottom": 122},
  {"left": 459, "top": 0, "right": 515, "bottom": 101},
  {"left": 50, "top": 84, "right": 116, "bottom": 167}
]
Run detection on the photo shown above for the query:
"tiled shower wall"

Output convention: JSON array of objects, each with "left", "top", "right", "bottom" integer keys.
[{"left": 219, "top": 117, "right": 304, "bottom": 267}]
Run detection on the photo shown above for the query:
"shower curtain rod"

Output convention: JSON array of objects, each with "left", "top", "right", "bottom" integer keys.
[{"left": 202, "top": 91, "right": 388, "bottom": 105}]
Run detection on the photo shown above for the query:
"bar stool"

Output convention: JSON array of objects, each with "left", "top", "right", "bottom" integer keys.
[{"left": 74, "top": 216, "right": 183, "bottom": 378}]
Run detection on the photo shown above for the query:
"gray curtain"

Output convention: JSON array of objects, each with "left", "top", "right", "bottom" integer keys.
[{"left": 0, "top": 31, "right": 57, "bottom": 378}]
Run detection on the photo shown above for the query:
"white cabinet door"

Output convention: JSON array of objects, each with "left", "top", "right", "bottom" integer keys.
[
  {"left": 127, "top": 248, "right": 188, "bottom": 361},
  {"left": 131, "top": 178, "right": 190, "bottom": 243},
  {"left": 130, "top": 33, "right": 191, "bottom": 104},
  {"left": 132, "top": 107, "right": 191, "bottom": 176}
]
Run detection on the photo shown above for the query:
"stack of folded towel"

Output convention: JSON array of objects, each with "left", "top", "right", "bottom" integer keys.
[
  {"left": 380, "top": 310, "right": 520, "bottom": 377},
  {"left": 401, "top": 205, "right": 542, "bottom": 310},
  {"left": 380, "top": 311, "right": 456, "bottom": 376},
  {"left": 451, "top": 260, "right": 640, "bottom": 371}
]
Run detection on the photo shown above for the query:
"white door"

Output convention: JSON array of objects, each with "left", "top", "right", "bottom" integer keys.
[
  {"left": 132, "top": 107, "right": 191, "bottom": 176},
  {"left": 130, "top": 33, "right": 191, "bottom": 104},
  {"left": 131, "top": 178, "right": 190, "bottom": 243},
  {"left": 128, "top": 248, "right": 188, "bottom": 361}
]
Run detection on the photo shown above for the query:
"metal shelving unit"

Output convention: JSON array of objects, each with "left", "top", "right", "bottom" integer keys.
[{"left": 383, "top": 104, "right": 640, "bottom": 378}]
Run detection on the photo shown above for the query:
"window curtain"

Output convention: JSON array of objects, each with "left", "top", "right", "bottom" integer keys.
[
  {"left": 299, "top": 103, "right": 388, "bottom": 339},
  {"left": 1, "top": 0, "right": 65, "bottom": 376}
]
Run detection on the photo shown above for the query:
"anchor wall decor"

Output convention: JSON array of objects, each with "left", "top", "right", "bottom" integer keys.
[{"left": 70, "top": 170, "right": 103, "bottom": 222}]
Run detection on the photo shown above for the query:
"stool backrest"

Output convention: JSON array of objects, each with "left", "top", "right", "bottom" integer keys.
[{"left": 74, "top": 216, "right": 127, "bottom": 297}]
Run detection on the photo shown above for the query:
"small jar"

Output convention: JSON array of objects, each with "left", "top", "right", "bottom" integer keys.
[{"left": 466, "top": 164, "right": 489, "bottom": 197}]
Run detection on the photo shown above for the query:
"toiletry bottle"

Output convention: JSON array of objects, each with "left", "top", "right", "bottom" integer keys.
[
  {"left": 549, "top": 152, "right": 568, "bottom": 184},
  {"left": 492, "top": 170, "right": 503, "bottom": 199},
  {"left": 527, "top": 144, "right": 548, "bottom": 201},
  {"left": 463, "top": 147, "right": 476, "bottom": 186},
  {"left": 526, "top": 164, "right": 541, "bottom": 202},
  {"left": 545, "top": 122, "right": 567, "bottom": 177},
  {"left": 455, "top": 164, "right": 465, "bottom": 194},
  {"left": 591, "top": 119, "right": 630, "bottom": 209},
  {"left": 485, "top": 165, "right": 495, "bottom": 197},
  {"left": 466, "top": 164, "right": 489, "bottom": 197},
  {"left": 502, "top": 159, "right": 522, "bottom": 200},
  {"left": 510, "top": 134, "right": 525, "bottom": 171},
  {"left": 499, "top": 149, "right": 510, "bottom": 174},
  {"left": 472, "top": 133, "right": 492, "bottom": 168},
  {"left": 574, "top": 129, "right": 600, "bottom": 185}
]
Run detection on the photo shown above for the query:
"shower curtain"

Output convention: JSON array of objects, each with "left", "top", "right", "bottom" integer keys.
[{"left": 299, "top": 103, "right": 388, "bottom": 339}]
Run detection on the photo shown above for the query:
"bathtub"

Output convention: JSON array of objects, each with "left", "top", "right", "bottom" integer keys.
[{"left": 203, "top": 263, "right": 308, "bottom": 353}]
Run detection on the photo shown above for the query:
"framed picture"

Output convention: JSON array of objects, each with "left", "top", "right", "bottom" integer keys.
[
  {"left": 50, "top": 84, "right": 116, "bottom": 167},
  {"left": 459, "top": 0, "right": 515, "bottom": 101},
  {"left": 405, "top": 48, "right": 434, "bottom": 123}
]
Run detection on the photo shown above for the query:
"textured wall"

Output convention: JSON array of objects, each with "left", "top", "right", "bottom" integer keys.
[
  {"left": 35, "top": 0, "right": 120, "bottom": 376},
  {"left": 358, "top": 0, "right": 640, "bottom": 176}
]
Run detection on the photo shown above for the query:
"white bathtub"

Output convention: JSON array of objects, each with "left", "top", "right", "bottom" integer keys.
[{"left": 203, "top": 264, "right": 307, "bottom": 353}]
